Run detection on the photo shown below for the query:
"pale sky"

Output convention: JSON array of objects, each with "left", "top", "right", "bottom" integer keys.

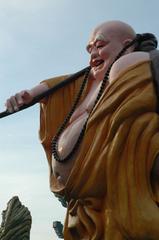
[{"left": 0, "top": 0, "right": 159, "bottom": 239}]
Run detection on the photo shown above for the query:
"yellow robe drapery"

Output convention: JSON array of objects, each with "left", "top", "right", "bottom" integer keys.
[{"left": 39, "top": 59, "right": 159, "bottom": 239}]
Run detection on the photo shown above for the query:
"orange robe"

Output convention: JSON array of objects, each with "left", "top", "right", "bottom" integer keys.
[{"left": 39, "top": 59, "right": 159, "bottom": 239}]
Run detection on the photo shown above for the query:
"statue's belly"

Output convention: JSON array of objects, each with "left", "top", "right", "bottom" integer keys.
[{"left": 51, "top": 111, "right": 88, "bottom": 185}]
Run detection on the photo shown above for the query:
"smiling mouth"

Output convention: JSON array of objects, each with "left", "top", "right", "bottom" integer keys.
[
  {"left": 92, "top": 59, "right": 105, "bottom": 69},
  {"left": 92, "top": 60, "right": 104, "bottom": 70}
]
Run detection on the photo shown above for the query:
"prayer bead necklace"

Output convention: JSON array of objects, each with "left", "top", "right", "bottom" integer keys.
[{"left": 51, "top": 36, "right": 141, "bottom": 163}]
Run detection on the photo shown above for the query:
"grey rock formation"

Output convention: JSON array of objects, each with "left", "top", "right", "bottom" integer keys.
[{"left": 0, "top": 196, "right": 32, "bottom": 240}]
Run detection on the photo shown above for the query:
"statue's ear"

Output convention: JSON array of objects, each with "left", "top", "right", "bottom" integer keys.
[{"left": 123, "top": 38, "right": 135, "bottom": 53}]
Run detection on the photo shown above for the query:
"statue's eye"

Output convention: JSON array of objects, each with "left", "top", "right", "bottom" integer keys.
[
  {"left": 96, "top": 45, "right": 104, "bottom": 49},
  {"left": 96, "top": 40, "right": 105, "bottom": 49}
]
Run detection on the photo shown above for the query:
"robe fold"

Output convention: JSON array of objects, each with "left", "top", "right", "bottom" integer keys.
[{"left": 39, "top": 59, "right": 159, "bottom": 239}]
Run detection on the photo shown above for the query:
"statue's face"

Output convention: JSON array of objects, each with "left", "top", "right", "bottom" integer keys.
[{"left": 87, "top": 28, "right": 124, "bottom": 81}]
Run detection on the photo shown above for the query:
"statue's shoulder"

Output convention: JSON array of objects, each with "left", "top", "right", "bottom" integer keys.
[{"left": 110, "top": 51, "right": 150, "bottom": 81}]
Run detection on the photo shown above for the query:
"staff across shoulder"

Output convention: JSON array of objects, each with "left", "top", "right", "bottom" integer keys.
[{"left": 4, "top": 20, "right": 158, "bottom": 114}]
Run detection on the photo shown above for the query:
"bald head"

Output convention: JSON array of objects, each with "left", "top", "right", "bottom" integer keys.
[{"left": 89, "top": 20, "right": 136, "bottom": 43}]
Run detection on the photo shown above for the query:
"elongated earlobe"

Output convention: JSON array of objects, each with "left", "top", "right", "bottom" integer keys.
[{"left": 123, "top": 38, "right": 135, "bottom": 53}]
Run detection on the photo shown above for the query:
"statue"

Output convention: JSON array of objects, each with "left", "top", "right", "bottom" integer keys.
[{"left": 3, "top": 21, "right": 159, "bottom": 239}]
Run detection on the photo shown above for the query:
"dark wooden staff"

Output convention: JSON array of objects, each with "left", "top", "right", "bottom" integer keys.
[{"left": 0, "top": 66, "right": 90, "bottom": 119}]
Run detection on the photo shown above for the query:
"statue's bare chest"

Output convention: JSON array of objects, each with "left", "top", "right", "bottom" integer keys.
[{"left": 52, "top": 80, "right": 102, "bottom": 185}]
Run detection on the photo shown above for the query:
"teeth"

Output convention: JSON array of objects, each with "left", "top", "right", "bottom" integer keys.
[
  {"left": 96, "top": 61, "right": 104, "bottom": 67},
  {"left": 93, "top": 59, "right": 104, "bottom": 67},
  {"left": 98, "top": 60, "right": 104, "bottom": 66}
]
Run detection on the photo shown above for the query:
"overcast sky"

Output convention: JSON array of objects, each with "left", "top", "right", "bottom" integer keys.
[{"left": 0, "top": 0, "right": 159, "bottom": 239}]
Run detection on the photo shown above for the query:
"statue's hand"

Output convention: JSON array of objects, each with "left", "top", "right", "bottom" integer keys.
[
  {"left": 5, "top": 82, "right": 49, "bottom": 113},
  {"left": 5, "top": 90, "right": 34, "bottom": 113}
]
